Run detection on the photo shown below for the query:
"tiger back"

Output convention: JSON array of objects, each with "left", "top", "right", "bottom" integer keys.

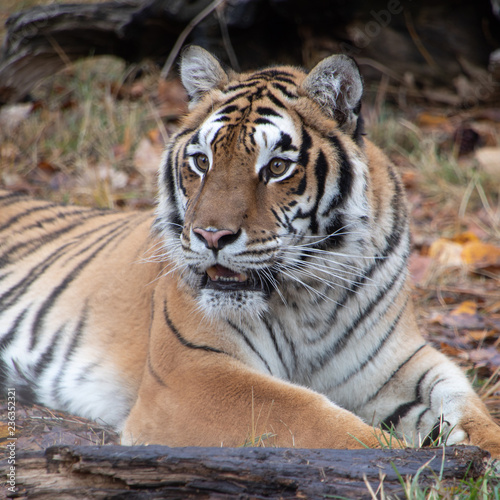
[{"left": 1, "top": 46, "right": 500, "bottom": 456}]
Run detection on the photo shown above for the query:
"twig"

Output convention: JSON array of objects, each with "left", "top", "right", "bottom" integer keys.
[
  {"left": 160, "top": 0, "right": 226, "bottom": 79},
  {"left": 404, "top": 10, "right": 438, "bottom": 69},
  {"left": 216, "top": 4, "right": 239, "bottom": 71}
]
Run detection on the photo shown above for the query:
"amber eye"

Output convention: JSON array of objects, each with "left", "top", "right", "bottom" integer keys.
[
  {"left": 193, "top": 153, "right": 209, "bottom": 173},
  {"left": 268, "top": 158, "right": 290, "bottom": 177}
]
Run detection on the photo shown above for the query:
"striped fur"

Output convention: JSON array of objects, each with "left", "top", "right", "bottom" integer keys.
[{"left": 1, "top": 47, "right": 499, "bottom": 455}]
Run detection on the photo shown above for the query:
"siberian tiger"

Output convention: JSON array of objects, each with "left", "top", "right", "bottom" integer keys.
[{"left": 1, "top": 46, "right": 499, "bottom": 456}]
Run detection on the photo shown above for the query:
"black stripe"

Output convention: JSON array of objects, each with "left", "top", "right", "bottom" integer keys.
[
  {"left": 218, "top": 105, "right": 239, "bottom": 115},
  {"left": 254, "top": 117, "right": 273, "bottom": 125},
  {"left": 262, "top": 317, "right": 291, "bottom": 379},
  {"left": 330, "top": 298, "right": 409, "bottom": 388},
  {"left": 0, "top": 217, "right": 127, "bottom": 311},
  {"left": 0, "top": 308, "right": 30, "bottom": 389},
  {"left": 33, "top": 325, "right": 65, "bottom": 378},
  {"left": 227, "top": 320, "right": 272, "bottom": 374},
  {"left": 148, "top": 356, "right": 167, "bottom": 387},
  {"left": 29, "top": 218, "right": 133, "bottom": 350},
  {"left": 0, "top": 210, "right": 111, "bottom": 267},
  {"left": 0, "top": 308, "right": 28, "bottom": 347},
  {"left": 266, "top": 92, "right": 287, "bottom": 109},
  {"left": 307, "top": 166, "right": 409, "bottom": 343},
  {"left": 52, "top": 306, "right": 89, "bottom": 405},
  {"left": 219, "top": 91, "right": 250, "bottom": 104},
  {"left": 380, "top": 368, "right": 431, "bottom": 430},
  {"left": 421, "top": 417, "right": 444, "bottom": 447},
  {"left": 298, "top": 127, "right": 311, "bottom": 167},
  {"left": 364, "top": 344, "right": 427, "bottom": 404},
  {"left": 252, "top": 69, "right": 296, "bottom": 82},
  {"left": 310, "top": 150, "right": 328, "bottom": 234},
  {"left": 275, "top": 132, "right": 296, "bottom": 151},
  {"left": 0, "top": 203, "right": 58, "bottom": 232},
  {"left": 0, "top": 191, "right": 26, "bottom": 207},
  {"left": 272, "top": 83, "right": 297, "bottom": 99},
  {"left": 311, "top": 253, "right": 407, "bottom": 365},
  {"left": 11, "top": 359, "right": 37, "bottom": 404},
  {"left": 322, "top": 135, "right": 353, "bottom": 215},
  {"left": 256, "top": 106, "right": 282, "bottom": 117},
  {"left": 163, "top": 301, "right": 226, "bottom": 354}
]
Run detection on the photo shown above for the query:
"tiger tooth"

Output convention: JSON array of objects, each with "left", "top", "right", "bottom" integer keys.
[
  {"left": 206, "top": 266, "right": 218, "bottom": 280},
  {"left": 205, "top": 266, "right": 248, "bottom": 282}
]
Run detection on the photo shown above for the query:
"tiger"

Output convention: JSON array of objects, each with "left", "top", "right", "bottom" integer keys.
[{"left": 1, "top": 46, "right": 500, "bottom": 457}]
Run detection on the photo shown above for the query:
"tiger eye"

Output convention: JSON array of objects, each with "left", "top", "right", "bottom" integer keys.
[
  {"left": 194, "top": 153, "right": 209, "bottom": 172},
  {"left": 268, "top": 158, "right": 289, "bottom": 177}
]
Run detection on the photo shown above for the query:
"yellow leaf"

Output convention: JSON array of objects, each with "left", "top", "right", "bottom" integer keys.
[
  {"left": 467, "top": 330, "right": 497, "bottom": 341},
  {"left": 461, "top": 241, "right": 500, "bottom": 269},
  {"left": 0, "top": 422, "right": 13, "bottom": 439},
  {"left": 451, "top": 231, "right": 480, "bottom": 245},
  {"left": 428, "top": 238, "right": 463, "bottom": 267},
  {"left": 450, "top": 300, "right": 477, "bottom": 316}
]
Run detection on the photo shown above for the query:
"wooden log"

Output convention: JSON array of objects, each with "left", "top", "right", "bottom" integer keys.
[
  {"left": 2, "top": 444, "right": 489, "bottom": 499},
  {"left": 0, "top": 0, "right": 216, "bottom": 104}
]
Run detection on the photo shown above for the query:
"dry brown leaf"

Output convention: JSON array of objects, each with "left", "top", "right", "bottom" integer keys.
[
  {"left": 439, "top": 342, "right": 465, "bottom": 357},
  {"left": 416, "top": 112, "right": 451, "bottom": 127}
]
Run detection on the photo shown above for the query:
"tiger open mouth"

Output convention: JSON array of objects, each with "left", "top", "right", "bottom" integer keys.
[{"left": 203, "top": 264, "right": 267, "bottom": 292}]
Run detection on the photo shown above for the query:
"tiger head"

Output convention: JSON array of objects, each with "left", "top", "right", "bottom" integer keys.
[{"left": 155, "top": 46, "right": 372, "bottom": 319}]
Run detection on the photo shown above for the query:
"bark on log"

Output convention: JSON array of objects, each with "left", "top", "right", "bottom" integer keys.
[{"left": 2, "top": 444, "right": 490, "bottom": 499}]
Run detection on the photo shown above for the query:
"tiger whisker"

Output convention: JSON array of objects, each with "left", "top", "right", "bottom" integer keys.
[
  {"left": 276, "top": 268, "right": 343, "bottom": 306},
  {"left": 278, "top": 250, "right": 375, "bottom": 279}
]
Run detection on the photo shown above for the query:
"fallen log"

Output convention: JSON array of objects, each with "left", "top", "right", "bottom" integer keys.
[
  {"left": 2, "top": 444, "right": 490, "bottom": 499},
  {"left": 1, "top": 0, "right": 499, "bottom": 105}
]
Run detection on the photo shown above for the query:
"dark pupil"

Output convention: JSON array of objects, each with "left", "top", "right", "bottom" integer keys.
[
  {"left": 197, "top": 154, "right": 208, "bottom": 170},
  {"left": 272, "top": 159, "right": 284, "bottom": 174}
]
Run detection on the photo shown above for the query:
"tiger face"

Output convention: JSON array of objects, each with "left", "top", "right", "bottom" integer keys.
[{"left": 155, "top": 47, "right": 373, "bottom": 319}]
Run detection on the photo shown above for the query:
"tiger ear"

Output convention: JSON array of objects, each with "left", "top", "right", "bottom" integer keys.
[
  {"left": 301, "top": 55, "right": 363, "bottom": 136},
  {"left": 180, "top": 46, "right": 229, "bottom": 107}
]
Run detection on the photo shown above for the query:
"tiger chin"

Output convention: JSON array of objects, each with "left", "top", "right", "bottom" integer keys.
[{"left": 1, "top": 46, "right": 500, "bottom": 458}]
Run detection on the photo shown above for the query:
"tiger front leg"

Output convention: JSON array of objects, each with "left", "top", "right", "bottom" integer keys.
[
  {"left": 362, "top": 345, "right": 500, "bottom": 459},
  {"left": 121, "top": 355, "right": 388, "bottom": 449}
]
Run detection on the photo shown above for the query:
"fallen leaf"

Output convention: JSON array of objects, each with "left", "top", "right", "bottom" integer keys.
[
  {"left": 428, "top": 238, "right": 464, "bottom": 267},
  {"left": 0, "top": 422, "right": 13, "bottom": 439},
  {"left": 439, "top": 342, "right": 465, "bottom": 357},
  {"left": 463, "top": 348, "right": 500, "bottom": 368},
  {"left": 450, "top": 300, "right": 477, "bottom": 316},
  {"left": 430, "top": 308, "right": 486, "bottom": 330},
  {"left": 461, "top": 240, "right": 500, "bottom": 270},
  {"left": 416, "top": 112, "right": 451, "bottom": 127},
  {"left": 451, "top": 231, "right": 480, "bottom": 245},
  {"left": 467, "top": 330, "right": 498, "bottom": 342}
]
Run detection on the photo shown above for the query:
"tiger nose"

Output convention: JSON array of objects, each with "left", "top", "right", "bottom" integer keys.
[{"left": 193, "top": 228, "right": 240, "bottom": 249}]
